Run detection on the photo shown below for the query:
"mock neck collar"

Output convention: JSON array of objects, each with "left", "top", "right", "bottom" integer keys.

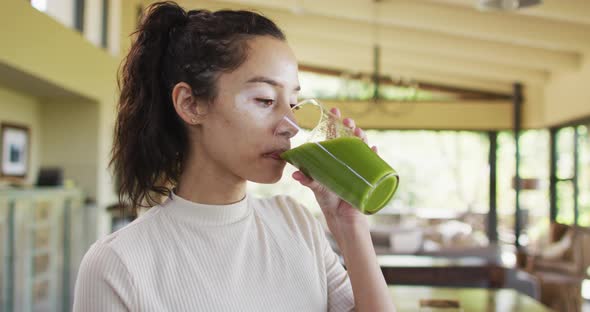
[{"left": 163, "top": 191, "right": 251, "bottom": 226}]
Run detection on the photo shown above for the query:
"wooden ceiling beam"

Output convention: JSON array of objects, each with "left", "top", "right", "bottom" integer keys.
[
  {"left": 277, "top": 0, "right": 590, "bottom": 52},
  {"left": 298, "top": 64, "right": 512, "bottom": 101},
  {"left": 424, "top": 0, "right": 590, "bottom": 26},
  {"left": 298, "top": 58, "right": 513, "bottom": 95},
  {"left": 178, "top": 0, "right": 580, "bottom": 72},
  {"left": 289, "top": 35, "right": 549, "bottom": 85}
]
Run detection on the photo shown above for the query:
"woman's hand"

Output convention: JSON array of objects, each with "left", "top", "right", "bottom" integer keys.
[
  {"left": 291, "top": 107, "right": 379, "bottom": 228},
  {"left": 293, "top": 108, "right": 396, "bottom": 311}
]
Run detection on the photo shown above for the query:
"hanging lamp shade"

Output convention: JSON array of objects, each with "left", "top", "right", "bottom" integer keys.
[{"left": 478, "top": 0, "right": 542, "bottom": 11}]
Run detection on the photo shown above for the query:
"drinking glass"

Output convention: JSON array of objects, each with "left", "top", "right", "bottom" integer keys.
[{"left": 277, "top": 98, "right": 399, "bottom": 215}]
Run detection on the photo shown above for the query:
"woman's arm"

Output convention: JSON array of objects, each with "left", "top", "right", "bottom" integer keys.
[
  {"left": 291, "top": 108, "right": 395, "bottom": 312},
  {"left": 328, "top": 215, "right": 395, "bottom": 312},
  {"left": 292, "top": 172, "right": 396, "bottom": 312}
]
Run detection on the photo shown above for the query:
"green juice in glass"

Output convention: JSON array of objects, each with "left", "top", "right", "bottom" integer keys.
[{"left": 281, "top": 136, "right": 399, "bottom": 214}]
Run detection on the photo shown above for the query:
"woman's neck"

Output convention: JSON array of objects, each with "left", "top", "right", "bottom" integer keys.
[{"left": 176, "top": 151, "right": 247, "bottom": 205}]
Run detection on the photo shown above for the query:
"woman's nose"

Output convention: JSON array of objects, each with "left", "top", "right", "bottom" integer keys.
[{"left": 275, "top": 114, "right": 300, "bottom": 139}]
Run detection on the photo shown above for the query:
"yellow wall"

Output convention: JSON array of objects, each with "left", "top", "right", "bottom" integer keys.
[
  {"left": 40, "top": 99, "right": 100, "bottom": 199},
  {"left": 0, "top": 85, "right": 100, "bottom": 198},
  {"left": 0, "top": 0, "right": 120, "bottom": 235},
  {"left": 321, "top": 100, "right": 513, "bottom": 130},
  {"left": 522, "top": 86, "right": 546, "bottom": 128},
  {"left": 0, "top": 86, "right": 41, "bottom": 185},
  {"left": 544, "top": 54, "right": 590, "bottom": 127},
  {"left": 0, "top": 3, "right": 118, "bottom": 101},
  {"left": 2, "top": 0, "right": 588, "bottom": 205},
  {"left": 0, "top": 0, "right": 586, "bottom": 245}
]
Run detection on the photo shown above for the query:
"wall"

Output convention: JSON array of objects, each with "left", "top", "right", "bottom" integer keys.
[
  {"left": 0, "top": 88, "right": 101, "bottom": 204},
  {"left": 0, "top": 2, "right": 118, "bottom": 104},
  {"left": 522, "top": 86, "right": 546, "bottom": 129},
  {"left": 544, "top": 54, "right": 590, "bottom": 127},
  {"left": 322, "top": 100, "right": 513, "bottom": 130},
  {"left": 0, "top": 86, "right": 41, "bottom": 185},
  {"left": 0, "top": 1, "right": 121, "bottom": 238},
  {"left": 2, "top": 0, "right": 588, "bottom": 240},
  {"left": 40, "top": 98, "right": 99, "bottom": 200}
]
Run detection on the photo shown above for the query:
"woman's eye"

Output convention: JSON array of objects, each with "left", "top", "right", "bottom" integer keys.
[{"left": 256, "top": 98, "right": 275, "bottom": 106}]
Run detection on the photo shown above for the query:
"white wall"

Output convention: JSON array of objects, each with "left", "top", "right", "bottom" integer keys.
[{"left": 0, "top": 86, "right": 41, "bottom": 185}]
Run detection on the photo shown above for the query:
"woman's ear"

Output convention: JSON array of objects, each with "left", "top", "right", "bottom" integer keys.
[{"left": 171, "top": 82, "right": 208, "bottom": 125}]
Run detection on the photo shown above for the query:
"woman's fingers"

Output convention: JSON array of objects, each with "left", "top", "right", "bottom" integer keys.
[
  {"left": 330, "top": 107, "right": 341, "bottom": 118},
  {"left": 327, "top": 108, "right": 340, "bottom": 139},
  {"left": 329, "top": 108, "right": 369, "bottom": 144},
  {"left": 292, "top": 171, "right": 324, "bottom": 193},
  {"left": 343, "top": 118, "right": 356, "bottom": 129},
  {"left": 354, "top": 127, "right": 368, "bottom": 144}
]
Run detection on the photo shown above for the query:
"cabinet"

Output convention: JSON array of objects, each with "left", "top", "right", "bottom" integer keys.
[{"left": 0, "top": 188, "right": 91, "bottom": 312}]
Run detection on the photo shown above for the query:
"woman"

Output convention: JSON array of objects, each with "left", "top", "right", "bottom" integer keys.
[{"left": 73, "top": 2, "right": 395, "bottom": 311}]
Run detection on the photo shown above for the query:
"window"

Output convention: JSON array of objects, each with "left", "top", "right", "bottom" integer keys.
[
  {"left": 101, "top": 0, "right": 109, "bottom": 48},
  {"left": 31, "top": 0, "right": 47, "bottom": 11},
  {"left": 551, "top": 124, "right": 590, "bottom": 228},
  {"left": 497, "top": 130, "right": 549, "bottom": 247},
  {"left": 297, "top": 71, "right": 455, "bottom": 102},
  {"left": 519, "top": 130, "right": 549, "bottom": 246},
  {"left": 74, "top": 0, "right": 85, "bottom": 32},
  {"left": 30, "top": 0, "right": 111, "bottom": 51},
  {"left": 556, "top": 127, "right": 576, "bottom": 225},
  {"left": 497, "top": 131, "right": 516, "bottom": 244},
  {"left": 248, "top": 130, "right": 490, "bottom": 216},
  {"left": 30, "top": 0, "right": 76, "bottom": 29},
  {"left": 578, "top": 125, "right": 590, "bottom": 226}
]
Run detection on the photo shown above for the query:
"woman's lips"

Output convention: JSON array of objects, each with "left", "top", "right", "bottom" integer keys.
[{"left": 263, "top": 149, "right": 288, "bottom": 160}]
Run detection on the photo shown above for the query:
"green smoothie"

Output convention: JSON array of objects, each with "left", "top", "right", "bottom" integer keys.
[{"left": 281, "top": 136, "right": 399, "bottom": 214}]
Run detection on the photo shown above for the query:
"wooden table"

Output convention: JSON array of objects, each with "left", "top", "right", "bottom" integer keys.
[
  {"left": 389, "top": 286, "right": 552, "bottom": 311},
  {"left": 379, "top": 255, "right": 507, "bottom": 288}
]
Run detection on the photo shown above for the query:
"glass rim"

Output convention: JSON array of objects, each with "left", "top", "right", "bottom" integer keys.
[
  {"left": 362, "top": 172, "right": 400, "bottom": 214},
  {"left": 285, "top": 98, "right": 328, "bottom": 141}
]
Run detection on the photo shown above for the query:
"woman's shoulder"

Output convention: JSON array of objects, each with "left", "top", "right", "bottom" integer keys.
[{"left": 87, "top": 204, "right": 166, "bottom": 260}]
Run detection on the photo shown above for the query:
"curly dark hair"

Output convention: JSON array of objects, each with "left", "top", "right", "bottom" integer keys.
[{"left": 111, "top": 1, "right": 286, "bottom": 209}]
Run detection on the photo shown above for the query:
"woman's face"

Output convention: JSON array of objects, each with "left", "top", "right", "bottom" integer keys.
[{"left": 196, "top": 36, "right": 300, "bottom": 184}]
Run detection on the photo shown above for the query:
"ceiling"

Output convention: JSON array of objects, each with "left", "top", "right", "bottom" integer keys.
[
  {"left": 179, "top": 0, "right": 589, "bottom": 96},
  {"left": 0, "top": 62, "right": 94, "bottom": 102}
]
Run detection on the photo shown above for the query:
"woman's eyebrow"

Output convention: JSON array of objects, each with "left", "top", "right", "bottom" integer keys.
[{"left": 246, "top": 76, "right": 301, "bottom": 91}]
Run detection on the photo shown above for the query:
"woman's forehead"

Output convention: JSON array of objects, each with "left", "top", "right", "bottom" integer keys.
[{"left": 234, "top": 37, "right": 299, "bottom": 86}]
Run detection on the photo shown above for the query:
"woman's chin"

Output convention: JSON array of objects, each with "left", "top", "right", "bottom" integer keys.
[{"left": 249, "top": 169, "right": 284, "bottom": 184}]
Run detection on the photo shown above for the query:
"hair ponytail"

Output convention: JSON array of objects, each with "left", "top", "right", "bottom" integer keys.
[{"left": 111, "top": 1, "right": 285, "bottom": 209}]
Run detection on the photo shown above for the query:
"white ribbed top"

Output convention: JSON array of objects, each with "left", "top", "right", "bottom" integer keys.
[{"left": 73, "top": 193, "right": 354, "bottom": 311}]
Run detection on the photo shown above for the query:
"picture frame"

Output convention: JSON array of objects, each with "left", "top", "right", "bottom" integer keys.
[{"left": 1, "top": 123, "right": 30, "bottom": 178}]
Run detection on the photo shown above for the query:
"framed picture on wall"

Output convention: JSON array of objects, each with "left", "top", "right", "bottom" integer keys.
[{"left": 1, "top": 123, "right": 30, "bottom": 178}]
